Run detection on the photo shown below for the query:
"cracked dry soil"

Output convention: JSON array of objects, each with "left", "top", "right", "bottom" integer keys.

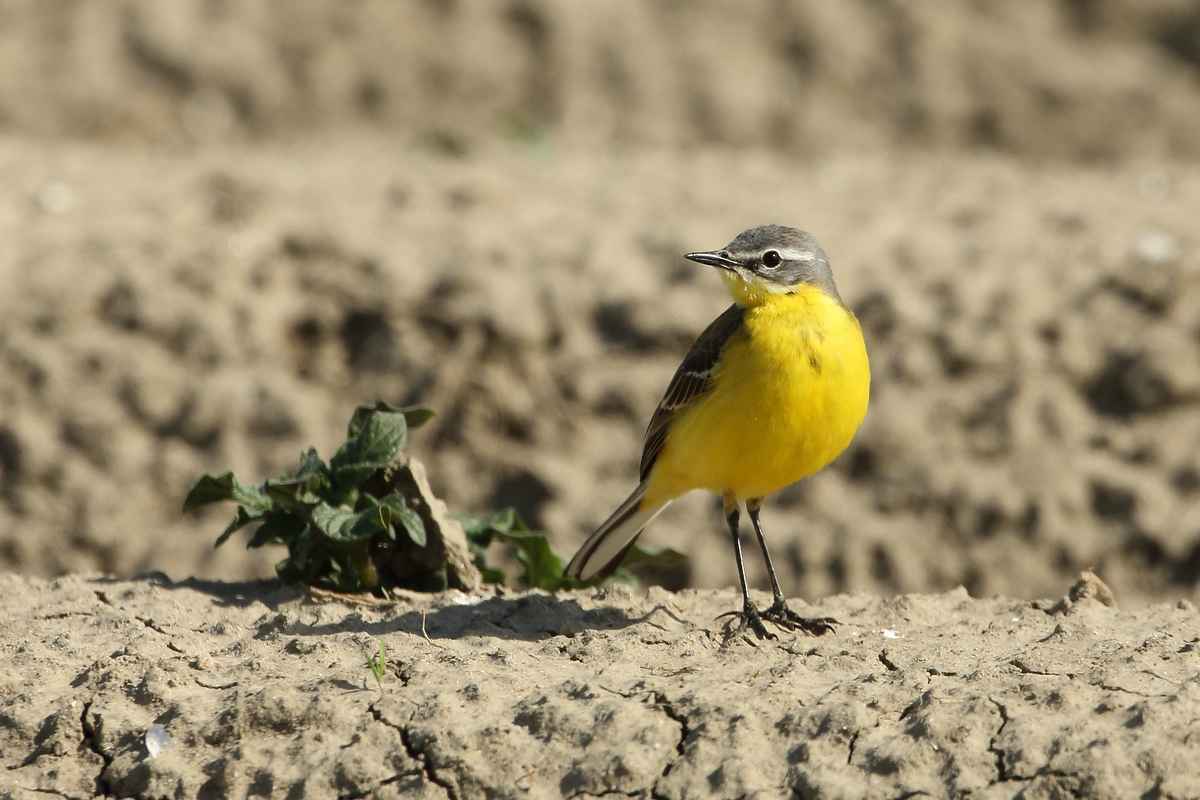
[{"left": 2, "top": 574, "right": 1198, "bottom": 800}]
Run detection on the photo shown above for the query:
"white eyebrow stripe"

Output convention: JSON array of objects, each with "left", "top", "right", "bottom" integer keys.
[{"left": 773, "top": 247, "right": 815, "bottom": 261}]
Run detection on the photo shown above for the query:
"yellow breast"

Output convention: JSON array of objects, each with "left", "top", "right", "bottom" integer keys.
[{"left": 645, "top": 284, "right": 870, "bottom": 503}]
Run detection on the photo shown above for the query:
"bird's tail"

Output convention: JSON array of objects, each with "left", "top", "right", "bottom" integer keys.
[{"left": 565, "top": 483, "right": 669, "bottom": 580}]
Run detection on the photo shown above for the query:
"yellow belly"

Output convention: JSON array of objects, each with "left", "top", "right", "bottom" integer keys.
[{"left": 644, "top": 285, "right": 870, "bottom": 504}]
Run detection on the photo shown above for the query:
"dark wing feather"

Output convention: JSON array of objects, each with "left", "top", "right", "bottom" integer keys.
[{"left": 640, "top": 303, "right": 744, "bottom": 481}]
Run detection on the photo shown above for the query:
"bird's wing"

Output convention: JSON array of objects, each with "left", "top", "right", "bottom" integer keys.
[{"left": 640, "top": 303, "right": 745, "bottom": 481}]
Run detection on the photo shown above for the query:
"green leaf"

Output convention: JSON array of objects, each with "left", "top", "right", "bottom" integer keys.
[
  {"left": 478, "top": 564, "right": 507, "bottom": 584},
  {"left": 619, "top": 542, "right": 688, "bottom": 570},
  {"left": 455, "top": 508, "right": 539, "bottom": 585},
  {"left": 455, "top": 508, "right": 525, "bottom": 546},
  {"left": 264, "top": 473, "right": 328, "bottom": 511},
  {"left": 183, "top": 472, "right": 271, "bottom": 513},
  {"left": 330, "top": 410, "right": 409, "bottom": 487},
  {"left": 309, "top": 500, "right": 399, "bottom": 543},
  {"left": 457, "top": 514, "right": 507, "bottom": 583},
  {"left": 326, "top": 554, "right": 348, "bottom": 587},
  {"left": 292, "top": 525, "right": 316, "bottom": 565},
  {"left": 347, "top": 401, "right": 435, "bottom": 439},
  {"left": 481, "top": 507, "right": 526, "bottom": 533},
  {"left": 214, "top": 505, "right": 267, "bottom": 548},
  {"left": 464, "top": 535, "right": 506, "bottom": 584},
  {"left": 493, "top": 528, "right": 569, "bottom": 591},
  {"left": 296, "top": 448, "right": 327, "bottom": 479},
  {"left": 347, "top": 504, "right": 390, "bottom": 540},
  {"left": 310, "top": 501, "right": 358, "bottom": 540},
  {"left": 402, "top": 406, "right": 436, "bottom": 430},
  {"left": 452, "top": 507, "right": 686, "bottom": 590},
  {"left": 378, "top": 493, "right": 426, "bottom": 547},
  {"left": 246, "top": 512, "right": 306, "bottom": 549},
  {"left": 365, "top": 639, "right": 386, "bottom": 691}
]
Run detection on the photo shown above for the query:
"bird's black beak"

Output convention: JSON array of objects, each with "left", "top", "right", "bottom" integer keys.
[{"left": 684, "top": 250, "right": 740, "bottom": 271}]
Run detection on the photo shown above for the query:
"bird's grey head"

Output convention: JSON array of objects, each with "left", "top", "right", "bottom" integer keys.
[{"left": 684, "top": 225, "right": 840, "bottom": 301}]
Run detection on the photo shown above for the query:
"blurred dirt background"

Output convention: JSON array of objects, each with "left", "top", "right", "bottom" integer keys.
[{"left": 4, "top": 0, "right": 1200, "bottom": 608}]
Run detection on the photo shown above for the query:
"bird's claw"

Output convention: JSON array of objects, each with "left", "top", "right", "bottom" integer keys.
[
  {"left": 760, "top": 601, "right": 838, "bottom": 636},
  {"left": 716, "top": 603, "right": 777, "bottom": 641}
]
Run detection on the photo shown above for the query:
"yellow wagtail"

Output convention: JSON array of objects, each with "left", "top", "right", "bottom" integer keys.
[{"left": 565, "top": 225, "right": 870, "bottom": 639}]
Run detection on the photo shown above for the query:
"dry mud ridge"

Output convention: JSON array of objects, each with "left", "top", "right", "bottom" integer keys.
[{"left": 2, "top": 572, "right": 1198, "bottom": 800}]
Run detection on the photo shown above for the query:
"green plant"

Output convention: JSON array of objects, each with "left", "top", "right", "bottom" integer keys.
[
  {"left": 183, "top": 401, "right": 434, "bottom": 592},
  {"left": 365, "top": 638, "right": 386, "bottom": 691},
  {"left": 456, "top": 508, "right": 685, "bottom": 591},
  {"left": 183, "top": 399, "right": 685, "bottom": 594}
]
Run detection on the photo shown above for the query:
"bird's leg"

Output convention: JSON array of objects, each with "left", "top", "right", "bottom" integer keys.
[
  {"left": 746, "top": 498, "right": 791, "bottom": 608},
  {"left": 746, "top": 499, "right": 838, "bottom": 636},
  {"left": 717, "top": 494, "right": 774, "bottom": 640}
]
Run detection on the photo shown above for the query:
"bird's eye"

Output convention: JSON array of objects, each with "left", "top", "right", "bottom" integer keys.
[{"left": 762, "top": 250, "right": 781, "bottom": 268}]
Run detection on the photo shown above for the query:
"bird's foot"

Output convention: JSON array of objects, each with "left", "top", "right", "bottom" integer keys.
[
  {"left": 717, "top": 601, "right": 777, "bottom": 641},
  {"left": 760, "top": 600, "right": 838, "bottom": 636}
]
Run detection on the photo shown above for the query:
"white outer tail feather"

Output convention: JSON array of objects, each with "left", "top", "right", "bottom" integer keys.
[{"left": 565, "top": 483, "right": 669, "bottom": 580}]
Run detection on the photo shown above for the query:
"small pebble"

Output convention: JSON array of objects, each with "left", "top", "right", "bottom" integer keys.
[
  {"left": 1135, "top": 231, "right": 1180, "bottom": 265},
  {"left": 145, "top": 724, "right": 174, "bottom": 758}
]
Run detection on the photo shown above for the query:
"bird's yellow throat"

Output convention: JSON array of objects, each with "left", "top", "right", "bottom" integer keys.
[{"left": 719, "top": 268, "right": 799, "bottom": 307}]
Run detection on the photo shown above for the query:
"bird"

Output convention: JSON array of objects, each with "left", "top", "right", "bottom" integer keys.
[{"left": 565, "top": 225, "right": 870, "bottom": 639}]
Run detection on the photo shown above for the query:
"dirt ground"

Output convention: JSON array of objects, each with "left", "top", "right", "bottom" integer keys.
[{"left": 2, "top": 573, "right": 1198, "bottom": 800}]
